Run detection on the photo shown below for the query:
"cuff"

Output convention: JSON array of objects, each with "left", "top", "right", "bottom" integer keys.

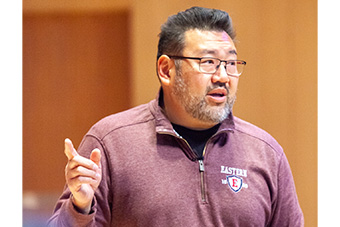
[{"left": 60, "top": 196, "right": 97, "bottom": 226}]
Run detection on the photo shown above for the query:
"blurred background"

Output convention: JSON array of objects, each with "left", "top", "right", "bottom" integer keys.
[{"left": 23, "top": 0, "right": 317, "bottom": 226}]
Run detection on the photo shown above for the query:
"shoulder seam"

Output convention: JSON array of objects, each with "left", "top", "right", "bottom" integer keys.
[
  {"left": 88, "top": 117, "right": 155, "bottom": 140},
  {"left": 233, "top": 128, "right": 283, "bottom": 155}
]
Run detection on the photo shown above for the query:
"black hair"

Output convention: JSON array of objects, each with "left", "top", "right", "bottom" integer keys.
[{"left": 157, "top": 6, "right": 236, "bottom": 60}]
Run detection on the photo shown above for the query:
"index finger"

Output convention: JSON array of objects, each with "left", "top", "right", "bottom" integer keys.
[{"left": 64, "top": 138, "right": 79, "bottom": 160}]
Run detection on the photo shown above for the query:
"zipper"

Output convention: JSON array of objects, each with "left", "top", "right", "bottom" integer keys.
[
  {"left": 159, "top": 129, "right": 207, "bottom": 202},
  {"left": 198, "top": 133, "right": 223, "bottom": 203},
  {"left": 198, "top": 159, "right": 206, "bottom": 202},
  {"left": 198, "top": 138, "right": 212, "bottom": 203}
]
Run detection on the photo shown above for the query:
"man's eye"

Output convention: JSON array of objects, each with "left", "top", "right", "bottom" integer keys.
[
  {"left": 201, "top": 59, "right": 215, "bottom": 65},
  {"left": 228, "top": 61, "right": 236, "bottom": 66}
]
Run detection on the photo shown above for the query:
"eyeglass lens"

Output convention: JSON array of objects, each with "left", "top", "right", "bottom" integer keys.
[{"left": 199, "top": 58, "right": 244, "bottom": 76}]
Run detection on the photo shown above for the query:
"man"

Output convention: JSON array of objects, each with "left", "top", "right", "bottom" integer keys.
[{"left": 48, "top": 7, "right": 304, "bottom": 226}]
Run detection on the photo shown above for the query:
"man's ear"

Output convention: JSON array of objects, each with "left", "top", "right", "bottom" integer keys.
[{"left": 157, "top": 55, "right": 173, "bottom": 86}]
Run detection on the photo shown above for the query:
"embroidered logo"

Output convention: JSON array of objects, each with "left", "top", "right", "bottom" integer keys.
[
  {"left": 221, "top": 165, "right": 248, "bottom": 193},
  {"left": 226, "top": 175, "right": 243, "bottom": 192}
]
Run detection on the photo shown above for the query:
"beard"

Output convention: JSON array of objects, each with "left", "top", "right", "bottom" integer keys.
[{"left": 172, "top": 70, "right": 236, "bottom": 124}]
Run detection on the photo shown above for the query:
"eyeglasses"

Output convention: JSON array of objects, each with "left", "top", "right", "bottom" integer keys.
[{"left": 168, "top": 55, "right": 246, "bottom": 76}]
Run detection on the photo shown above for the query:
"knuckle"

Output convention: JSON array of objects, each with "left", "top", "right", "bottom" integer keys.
[{"left": 76, "top": 176, "right": 87, "bottom": 184}]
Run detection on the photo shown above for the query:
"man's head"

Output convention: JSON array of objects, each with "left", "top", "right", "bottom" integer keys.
[{"left": 157, "top": 7, "right": 243, "bottom": 130}]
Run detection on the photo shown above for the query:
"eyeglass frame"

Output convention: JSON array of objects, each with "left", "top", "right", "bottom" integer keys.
[{"left": 167, "top": 55, "right": 246, "bottom": 77}]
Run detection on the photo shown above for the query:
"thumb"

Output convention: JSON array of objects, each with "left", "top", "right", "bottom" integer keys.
[
  {"left": 64, "top": 138, "right": 78, "bottom": 160},
  {"left": 90, "top": 148, "right": 101, "bottom": 167}
]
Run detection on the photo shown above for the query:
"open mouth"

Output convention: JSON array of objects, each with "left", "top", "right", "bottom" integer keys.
[
  {"left": 209, "top": 93, "right": 225, "bottom": 97},
  {"left": 206, "top": 88, "right": 228, "bottom": 103},
  {"left": 207, "top": 88, "right": 227, "bottom": 97}
]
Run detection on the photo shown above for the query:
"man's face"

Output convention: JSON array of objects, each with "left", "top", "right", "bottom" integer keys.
[{"left": 171, "top": 29, "right": 239, "bottom": 124}]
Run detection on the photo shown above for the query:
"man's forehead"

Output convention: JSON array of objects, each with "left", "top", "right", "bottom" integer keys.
[
  {"left": 184, "top": 29, "right": 233, "bottom": 42},
  {"left": 183, "top": 29, "right": 236, "bottom": 55}
]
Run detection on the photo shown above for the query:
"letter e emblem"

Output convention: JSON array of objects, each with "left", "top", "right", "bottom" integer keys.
[{"left": 227, "top": 175, "right": 243, "bottom": 193}]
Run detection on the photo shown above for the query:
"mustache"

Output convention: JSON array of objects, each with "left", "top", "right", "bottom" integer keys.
[{"left": 206, "top": 82, "right": 230, "bottom": 95}]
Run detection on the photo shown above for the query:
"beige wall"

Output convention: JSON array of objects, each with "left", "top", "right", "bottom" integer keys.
[{"left": 24, "top": 0, "right": 317, "bottom": 226}]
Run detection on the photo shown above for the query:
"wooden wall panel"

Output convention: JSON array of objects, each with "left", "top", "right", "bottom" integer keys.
[
  {"left": 23, "top": 0, "right": 130, "bottom": 13},
  {"left": 23, "top": 11, "right": 131, "bottom": 192}
]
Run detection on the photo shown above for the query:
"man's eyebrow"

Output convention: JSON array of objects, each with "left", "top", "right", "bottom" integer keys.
[
  {"left": 229, "top": 49, "right": 238, "bottom": 55},
  {"left": 198, "top": 49, "right": 238, "bottom": 56},
  {"left": 199, "top": 49, "right": 217, "bottom": 55}
]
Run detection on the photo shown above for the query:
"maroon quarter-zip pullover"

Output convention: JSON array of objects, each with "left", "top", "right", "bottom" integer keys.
[{"left": 48, "top": 92, "right": 304, "bottom": 226}]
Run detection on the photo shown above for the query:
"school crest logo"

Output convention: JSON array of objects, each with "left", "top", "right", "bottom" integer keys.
[
  {"left": 226, "top": 175, "right": 243, "bottom": 193},
  {"left": 221, "top": 165, "right": 248, "bottom": 193}
]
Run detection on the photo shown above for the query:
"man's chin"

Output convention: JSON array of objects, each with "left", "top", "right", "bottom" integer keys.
[{"left": 191, "top": 106, "right": 231, "bottom": 124}]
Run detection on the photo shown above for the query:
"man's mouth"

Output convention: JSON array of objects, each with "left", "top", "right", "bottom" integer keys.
[
  {"left": 207, "top": 88, "right": 227, "bottom": 96},
  {"left": 209, "top": 93, "right": 225, "bottom": 97},
  {"left": 206, "top": 88, "right": 228, "bottom": 103}
]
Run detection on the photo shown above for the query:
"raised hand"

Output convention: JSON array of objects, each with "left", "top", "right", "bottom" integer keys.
[{"left": 64, "top": 138, "right": 102, "bottom": 214}]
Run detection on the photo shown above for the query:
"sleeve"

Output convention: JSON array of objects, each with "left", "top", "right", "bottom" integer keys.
[
  {"left": 47, "top": 135, "right": 113, "bottom": 227},
  {"left": 268, "top": 152, "right": 304, "bottom": 227}
]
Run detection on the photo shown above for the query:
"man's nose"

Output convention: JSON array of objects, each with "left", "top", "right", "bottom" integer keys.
[{"left": 211, "top": 63, "right": 230, "bottom": 84}]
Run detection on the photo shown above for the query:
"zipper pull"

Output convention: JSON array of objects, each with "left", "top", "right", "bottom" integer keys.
[{"left": 198, "top": 159, "right": 205, "bottom": 172}]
